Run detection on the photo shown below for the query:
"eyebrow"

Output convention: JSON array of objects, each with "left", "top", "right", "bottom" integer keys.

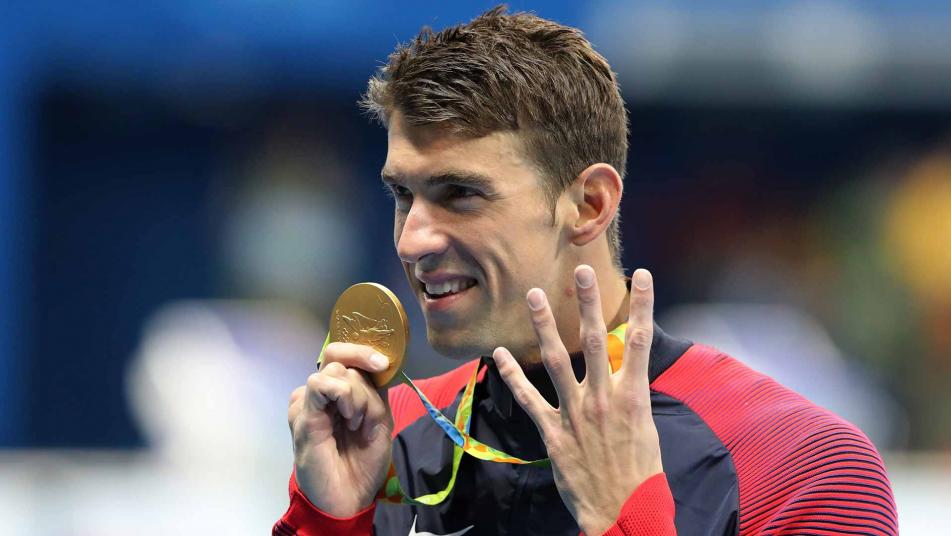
[{"left": 381, "top": 169, "right": 498, "bottom": 194}]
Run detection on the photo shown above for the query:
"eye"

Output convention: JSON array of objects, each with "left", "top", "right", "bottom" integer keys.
[
  {"left": 384, "top": 183, "right": 412, "bottom": 200},
  {"left": 384, "top": 184, "right": 413, "bottom": 210},
  {"left": 446, "top": 185, "right": 480, "bottom": 199}
]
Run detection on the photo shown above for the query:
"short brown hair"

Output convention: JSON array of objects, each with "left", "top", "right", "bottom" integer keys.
[{"left": 362, "top": 5, "right": 629, "bottom": 266}]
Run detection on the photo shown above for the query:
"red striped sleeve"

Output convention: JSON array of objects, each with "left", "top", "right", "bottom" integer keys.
[{"left": 652, "top": 345, "right": 898, "bottom": 536}]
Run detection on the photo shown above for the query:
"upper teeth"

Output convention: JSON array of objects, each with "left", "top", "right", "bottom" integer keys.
[{"left": 425, "top": 278, "right": 476, "bottom": 296}]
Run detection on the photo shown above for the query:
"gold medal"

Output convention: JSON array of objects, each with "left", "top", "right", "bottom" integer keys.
[{"left": 327, "top": 282, "right": 409, "bottom": 387}]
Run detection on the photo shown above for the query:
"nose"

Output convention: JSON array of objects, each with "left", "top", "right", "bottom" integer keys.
[{"left": 395, "top": 199, "right": 450, "bottom": 264}]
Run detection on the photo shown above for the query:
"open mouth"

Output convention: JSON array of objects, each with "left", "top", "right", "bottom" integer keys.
[{"left": 422, "top": 278, "right": 478, "bottom": 300}]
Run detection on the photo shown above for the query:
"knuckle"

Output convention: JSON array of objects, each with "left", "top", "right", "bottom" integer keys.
[
  {"left": 532, "top": 313, "right": 554, "bottom": 329},
  {"left": 499, "top": 364, "right": 525, "bottom": 387},
  {"left": 512, "top": 387, "right": 532, "bottom": 408},
  {"left": 583, "top": 396, "right": 610, "bottom": 421},
  {"left": 543, "top": 353, "right": 570, "bottom": 375},
  {"left": 621, "top": 388, "right": 651, "bottom": 413},
  {"left": 544, "top": 433, "right": 564, "bottom": 457},
  {"left": 577, "top": 287, "right": 598, "bottom": 305},
  {"left": 310, "top": 374, "right": 347, "bottom": 399},
  {"left": 627, "top": 327, "right": 652, "bottom": 351},
  {"left": 497, "top": 353, "right": 520, "bottom": 377},
  {"left": 305, "top": 373, "right": 321, "bottom": 391},
  {"left": 496, "top": 358, "right": 514, "bottom": 377},
  {"left": 581, "top": 329, "right": 606, "bottom": 353},
  {"left": 321, "top": 361, "right": 345, "bottom": 376},
  {"left": 344, "top": 367, "right": 364, "bottom": 383}
]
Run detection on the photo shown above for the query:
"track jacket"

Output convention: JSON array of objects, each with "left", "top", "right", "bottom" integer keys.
[{"left": 274, "top": 324, "right": 898, "bottom": 535}]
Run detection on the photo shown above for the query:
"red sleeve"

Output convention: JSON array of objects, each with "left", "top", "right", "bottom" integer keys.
[
  {"left": 272, "top": 472, "right": 376, "bottom": 536},
  {"left": 595, "top": 472, "right": 677, "bottom": 536},
  {"left": 748, "top": 462, "right": 898, "bottom": 535}
]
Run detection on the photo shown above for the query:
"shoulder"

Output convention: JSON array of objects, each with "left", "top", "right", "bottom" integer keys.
[
  {"left": 652, "top": 344, "right": 865, "bottom": 446},
  {"left": 388, "top": 359, "right": 480, "bottom": 436},
  {"left": 654, "top": 345, "right": 897, "bottom": 535}
]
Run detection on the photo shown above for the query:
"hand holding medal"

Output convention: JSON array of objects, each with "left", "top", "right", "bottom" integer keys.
[{"left": 286, "top": 283, "right": 404, "bottom": 518}]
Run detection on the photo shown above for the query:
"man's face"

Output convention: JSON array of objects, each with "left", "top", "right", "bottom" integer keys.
[{"left": 381, "top": 112, "right": 570, "bottom": 361}]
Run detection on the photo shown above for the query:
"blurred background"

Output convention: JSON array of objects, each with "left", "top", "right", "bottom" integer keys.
[{"left": 1, "top": 0, "right": 949, "bottom": 533}]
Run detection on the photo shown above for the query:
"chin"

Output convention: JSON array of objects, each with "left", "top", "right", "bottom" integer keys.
[{"left": 426, "top": 329, "right": 487, "bottom": 360}]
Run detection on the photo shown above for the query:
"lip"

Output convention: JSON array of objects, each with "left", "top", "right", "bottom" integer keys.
[
  {"left": 415, "top": 270, "right": 476, "bottom": 286},
  {"left": 422, "top": 283, "right": 476, "bottom": 313}
]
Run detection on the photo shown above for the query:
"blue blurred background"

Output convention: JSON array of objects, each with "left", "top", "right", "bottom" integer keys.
[{"left": 1, "top": 1, "right": 950, "bottom": 533}]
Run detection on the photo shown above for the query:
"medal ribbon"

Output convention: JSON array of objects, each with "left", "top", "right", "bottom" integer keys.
[{"left": 317, "top": 322, "right": 629, "bottom": 506}]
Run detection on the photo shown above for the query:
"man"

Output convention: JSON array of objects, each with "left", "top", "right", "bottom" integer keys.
[{"left": 274, "top": 7, "right": 897, "bottom": 535}]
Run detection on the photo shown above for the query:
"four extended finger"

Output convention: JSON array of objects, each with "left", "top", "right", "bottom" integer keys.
[
  {"left": 574, "top": 265, "right": 610, "bottom": 390},
  {"left": 621, "top": 268, "right": 655, "bottom": 389},
  {"left": 526, "top": 287, "right": 578, "bottom": 404}
]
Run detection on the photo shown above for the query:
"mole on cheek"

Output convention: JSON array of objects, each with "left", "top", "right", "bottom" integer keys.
[{"left": 565, "top": 287, "right": 575, "bottom": 298}]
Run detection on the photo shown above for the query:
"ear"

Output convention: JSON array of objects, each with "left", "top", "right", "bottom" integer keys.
[{"left": 566, "top": 163, "right": 623, "bottom": 247}]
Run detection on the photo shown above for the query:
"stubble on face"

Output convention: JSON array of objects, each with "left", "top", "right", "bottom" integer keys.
[{"left": 384, "top": 113, "right": 564, "bottom": 362}]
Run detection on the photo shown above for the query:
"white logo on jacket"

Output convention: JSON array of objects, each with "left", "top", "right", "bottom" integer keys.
[{"left": 408, "top": 515, "right": 473, "bottom": 536}]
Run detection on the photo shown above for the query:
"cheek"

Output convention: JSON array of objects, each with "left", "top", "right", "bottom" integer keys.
[{"left": 495, "top": 233, "right": 562, "bottom": 303}]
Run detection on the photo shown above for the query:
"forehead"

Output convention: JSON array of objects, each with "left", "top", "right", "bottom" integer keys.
[{"left": 382, "top": 112, "right": 540, "bottom": 187}]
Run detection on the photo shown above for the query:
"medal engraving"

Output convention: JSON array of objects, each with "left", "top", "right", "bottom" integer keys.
[
  {"left": 334, "top": 297, "right": 395, "bottom": 352},
  {"left": 327, "top": 283, "right": 409, "bottom": 387}
]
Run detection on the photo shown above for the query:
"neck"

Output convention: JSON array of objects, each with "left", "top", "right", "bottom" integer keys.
[
  {"left": 525, "top": 262, "right": 630, "bottom": 365},
  {"left": 602, "top": 268, "right": 631, "bottom": 332}
]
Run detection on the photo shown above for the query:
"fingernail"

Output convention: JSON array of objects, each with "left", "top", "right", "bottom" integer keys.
[
  {"left": 370, "top": 353, "right": 389, "bottom": 371},
  {"left": 633, "top": 269, "right": 652, "bottom": 290},
  {"left": 526, "top": 288, "right": 546, "bottom": 311},
  {"left": 368, "top": 424, "right": 384, "bottom": 441},
  {"left": 575, "top": 266, "right": 594, "bottom": 288},
  {"left": 492, "top": 347, "right": 508, "bottom": 362}
]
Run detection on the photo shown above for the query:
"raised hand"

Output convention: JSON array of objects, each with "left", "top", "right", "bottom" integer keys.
[
  {"left": 287, "top": 342, "right": 395, "bottom": 517},
  {"left": 492, "top": 266, "right": 663, "bottom": 535}
]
